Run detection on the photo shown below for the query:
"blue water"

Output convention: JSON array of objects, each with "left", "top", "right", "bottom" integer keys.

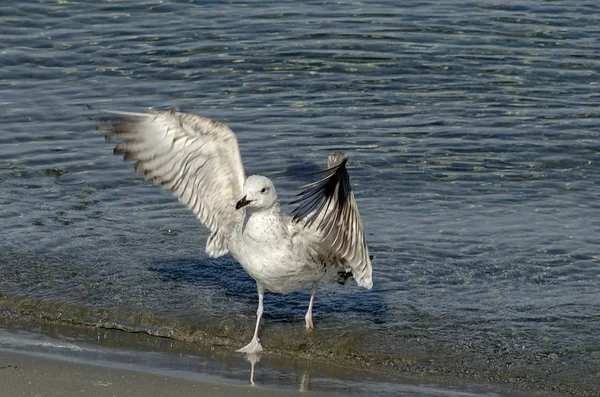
[{"left": 1, "top": 1, "right": 599, "bottom": 394}]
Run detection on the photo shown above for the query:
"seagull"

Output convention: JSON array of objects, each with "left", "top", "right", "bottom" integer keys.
[{"left": 97, "top": 108, "right": 373, "bottom": 354}]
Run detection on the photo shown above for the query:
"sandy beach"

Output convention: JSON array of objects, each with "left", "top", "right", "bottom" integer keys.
[
  {"left": 2, "top": 326, "right": 554, "bottom": 397},
  {"left": 1, "top": 349, "right": 325, "bottom": 397}
]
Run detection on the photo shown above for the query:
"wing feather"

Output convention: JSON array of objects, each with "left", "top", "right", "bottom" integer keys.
[
  {"left": 98, "top": 109, "right": 246, "bottom": 257},
  {"left": 291, "top": 153, "right": 372, "bottom": 289}
]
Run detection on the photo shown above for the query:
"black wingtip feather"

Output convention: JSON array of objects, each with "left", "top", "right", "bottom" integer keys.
[
  {"left": 299, "top": 157, "right": 347, "bottom": 179},
  {"left": 291, "top": 154, "right": 352, "bottom": 232}
]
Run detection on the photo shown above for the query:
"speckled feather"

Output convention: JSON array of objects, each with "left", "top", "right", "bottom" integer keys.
[{"left": 99, "top": 109, "right": 245, "bottom": 257}]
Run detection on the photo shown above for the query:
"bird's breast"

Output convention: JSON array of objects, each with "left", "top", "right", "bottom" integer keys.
[{"left": 228, "top": 212, "right": 322, "bottom": 293}]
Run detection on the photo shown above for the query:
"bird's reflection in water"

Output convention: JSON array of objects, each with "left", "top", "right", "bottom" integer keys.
[
  {"left": 299, "top": 371, "right": 309, "bottom": 392},
  {"left": 246, "top": 353, "right": 260, "bottom": 386},
  {"left": 245, "top": 353, "right": 310, "bottom": 392}
]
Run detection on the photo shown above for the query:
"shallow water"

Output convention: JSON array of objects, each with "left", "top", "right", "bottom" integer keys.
[{"left": 1, "top": 1, "right": 599, "bottom": 395}]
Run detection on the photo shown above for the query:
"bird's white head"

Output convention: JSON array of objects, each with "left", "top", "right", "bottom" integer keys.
[{"left": 236, "top": 175, "right": 278, "bottom": 211}]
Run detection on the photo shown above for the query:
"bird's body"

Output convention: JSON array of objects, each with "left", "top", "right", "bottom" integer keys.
[
  {"left": 98, "top": 109, "right": 372, "bottom": 354},
  {"left": 229, "top": 201, "right": 335, "bottom": 295},
  {"left": 230, "top": 211, "right": 315, "bottom": 295}
]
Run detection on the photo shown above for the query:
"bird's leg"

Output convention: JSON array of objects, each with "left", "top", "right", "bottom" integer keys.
[
  {"left": 305, "top": 283, "right": 318, "bottom": 330},
  {"left": 237, "top": 284, "right": 265, "bottom": 354}
]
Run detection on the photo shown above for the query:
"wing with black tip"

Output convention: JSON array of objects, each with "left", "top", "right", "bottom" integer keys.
[{"left": 291, "top": 153, "right": 372, "bottom": 289}]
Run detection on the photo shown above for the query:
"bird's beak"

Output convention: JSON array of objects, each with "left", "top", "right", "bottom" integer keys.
[{"left": 235, "top": 195, "right": 252, "bottom": 210}]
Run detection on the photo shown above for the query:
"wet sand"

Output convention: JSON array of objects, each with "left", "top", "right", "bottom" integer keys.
[
  {"left": 2, "top": 325, "right": 547, "bottom": 397},
  {"left": 2, "top": 296, "right": 592, "bottom": 396},
  {"left": 0, "top": 349, "right": 324, "bottom": 397},
  {"left": 0, "top": 320, "right": 583, "bottom": 397}
]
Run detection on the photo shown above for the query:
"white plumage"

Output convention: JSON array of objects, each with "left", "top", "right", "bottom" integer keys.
[{"left": 99, "top": 108, "right": 372, "bottom": 354}]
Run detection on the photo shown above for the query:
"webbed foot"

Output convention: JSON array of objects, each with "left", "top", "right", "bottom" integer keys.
[{"left": 236, "top": 337, "right": 263, "bottom": 354}]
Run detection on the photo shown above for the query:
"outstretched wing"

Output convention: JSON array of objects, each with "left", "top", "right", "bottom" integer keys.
[
  {"left": 291, "top": 153, "right": 372, "bottom": 289},
  {"left": 98, "top": 109, "right": 246, "bottom": 257}
]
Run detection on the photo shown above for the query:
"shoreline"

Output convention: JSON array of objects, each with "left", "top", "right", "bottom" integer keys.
[
  {"left": 0, "top": 325, "right": 570, "bottom": 397},
  {"left": 0, "top": 349, "right": 321, "bottom": 397},
  {"left": 0, "top": 292, "right": 593, "bottom": 396}
]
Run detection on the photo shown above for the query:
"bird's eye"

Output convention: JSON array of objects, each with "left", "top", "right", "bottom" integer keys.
[{"left": 260, "top": 188, "right": 267, "bottom": 193}]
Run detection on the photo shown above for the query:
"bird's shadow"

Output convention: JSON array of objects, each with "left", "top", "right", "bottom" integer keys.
[{"left": 148, "top": 256, "right": 388, "bottom": 325}]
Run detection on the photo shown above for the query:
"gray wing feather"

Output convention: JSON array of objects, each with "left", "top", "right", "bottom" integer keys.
[
  {"left": 291, "top": 153, "right": 373, "bottom": 289},
  {"left": 98, "top": 109, "right": 246, "bottom": 257}
]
